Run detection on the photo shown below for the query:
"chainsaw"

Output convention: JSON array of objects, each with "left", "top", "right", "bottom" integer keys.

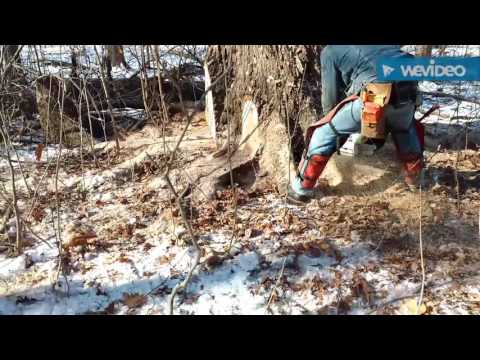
[{"left": 339, "top": 104, "right": 439, "bottom": 157}]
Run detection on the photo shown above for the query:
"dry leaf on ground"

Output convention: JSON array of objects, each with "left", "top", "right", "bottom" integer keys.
[{"left": 122, "top": 293, "right": 147, "bottom": 309}]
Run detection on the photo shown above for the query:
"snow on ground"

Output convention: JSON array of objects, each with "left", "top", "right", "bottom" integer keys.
[
  {"left": 1, "top": 45, "right": 480, "bottom": 315},
  {"left": 1, "top": 148, "right": 479, "bottom": 315},
  {"left": 19, "top": 45, "right": 206, "bottom": 81},
  {"left": 0, "top": 196, "right": 394, "bottom": 315},
  {"left": 1, "top": 111, "right": 479, "bottom": 316},
  {"left": 0, "top": 143, "right": 58, "bottom": 165}
]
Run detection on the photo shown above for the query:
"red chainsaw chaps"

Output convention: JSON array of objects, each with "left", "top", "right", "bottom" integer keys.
[
  {"left": 298, "top": 95, "right": 359, "bottom": 174},
  {"left": 396, "top": 151, "right": 423, "bottom": 184},
  {"left": 301, "top": 154, "right": 330, "bottom": 189},
  {"left": 391, "top": 117, "right": 424, "bottom": 169}
]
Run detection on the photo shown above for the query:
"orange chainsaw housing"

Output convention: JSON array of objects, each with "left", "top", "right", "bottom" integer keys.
[
  {"left": 362, "top": 102, "right": 384, "bottom": 124},
  {"left": 361, "top": 101, "right": 385, "bottom": 139}
]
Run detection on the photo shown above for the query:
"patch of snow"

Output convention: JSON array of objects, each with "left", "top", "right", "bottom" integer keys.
[
  {"left": 25, "top": 241, "right": 58, "bottom": 264},
  {"left": 81, "top": 175, "right": 106, "bottom": 190},
  {"left": 0, "top": 255, "right": 25, "bottom": 279},
  {"left": 183, "top": 252, "right": 264, "bottom": 315},
  {"left": 2, "top": 45, "right": 479, "bottom": 315}
]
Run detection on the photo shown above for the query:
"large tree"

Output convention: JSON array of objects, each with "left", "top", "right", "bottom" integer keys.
[
  {"left": 415, "top": 45, "right": 433, "bottom": 57},
  {"left": 203, "top": 45, "right": 323, "bottom": 192}
]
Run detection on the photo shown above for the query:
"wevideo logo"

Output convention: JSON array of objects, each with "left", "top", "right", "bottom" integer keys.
[
  {"left": 377, "top": 57, "right": 480, "bottom": 81},
  {"left": 382, "top": 65, "right": 395, "bottom": 77}
]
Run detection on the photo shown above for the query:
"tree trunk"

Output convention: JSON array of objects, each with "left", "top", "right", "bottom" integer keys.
[
  {"left": 107, "top": 45, "right": 129, "bottom": 68},
  {"left": 201, "top": 45, "right": 323, "bottom": 192},
  {"left": 103, "top": 45, "right": 130, "bottom": 80},
  {"left": 415, "top": 45, "right": 433, "bottom": 57}
]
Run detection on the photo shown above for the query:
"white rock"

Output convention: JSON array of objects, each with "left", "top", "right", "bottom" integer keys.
[
  {"left": 65, "top": 177, "right": 78, "bottom": 188},
  {"left": 149, "top": 177, "right": 169, "bottom": 190}
]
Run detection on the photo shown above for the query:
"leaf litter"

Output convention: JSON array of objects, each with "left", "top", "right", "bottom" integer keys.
[{"left": 1, "top": 111, "right": 480, "bottom": 315}]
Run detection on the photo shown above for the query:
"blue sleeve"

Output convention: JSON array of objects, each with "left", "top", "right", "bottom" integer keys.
[{"left": 321, "top": 47, "right": 343, "bottom": 115}]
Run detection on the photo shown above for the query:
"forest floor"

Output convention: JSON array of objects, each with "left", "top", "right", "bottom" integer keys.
[
  {"left": 1, "top": 110, "right": 480, "bottom": 315},
  {"left": 2, "top": 43, "right": 480, "bottom": 315}
]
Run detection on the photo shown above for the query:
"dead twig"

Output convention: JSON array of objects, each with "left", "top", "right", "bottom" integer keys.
[
  {"left": 93, "top": 46, "right": 120, "bottom": 153},
  {"left": 421, "top": 91, "right": 480, "bottom": 106},
  {"left": 265, "top": 257, "right": 287, "bottom": 314},
  {"left": 22, "top": 221, "right": 53, "bottom": 249},
  {"left": 223, "top": 60, "right": 239, "bottom": 253},
  {"left": 167, "top": 185, "right": 201, "bottom": 315},
  {"left": 416, "top": 170, "right": 426, "bottom": 314},
  {"left": 369, "top": 273, "right": 480, "bottom": 315},
  {"left": 50, "top": 61, "right": 70, "bottom": 296},
  {"left": 0, "top": 108, "right": 23, "bottom": 254},
  {"left": 0, "top": 206, "right": 12, "bottom": 234},
  {"left": 165, "top": 68, "right": 230, "bottom": 315},
  {"left": 0, "top": 190, "right": 53, "bottom": 249}
]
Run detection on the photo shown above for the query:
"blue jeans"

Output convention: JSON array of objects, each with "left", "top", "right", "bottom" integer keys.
[{"left": 292, "top": 98, "right": 421, "bottom": 196}]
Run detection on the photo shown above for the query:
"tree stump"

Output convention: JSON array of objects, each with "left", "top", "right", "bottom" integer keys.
[{"left": 199, "top": 45, "right": 323, "bottom": 194}]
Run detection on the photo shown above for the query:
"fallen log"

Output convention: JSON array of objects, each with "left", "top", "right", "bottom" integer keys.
[
  {"left": 35, "top": 76, "right": 97, "bottom": 147},
  {"left": 61, "top": 76, "right": 204, "bottom": 111},
  {"left": 34, "top": 74, "right": 205, "bottom": 147}
]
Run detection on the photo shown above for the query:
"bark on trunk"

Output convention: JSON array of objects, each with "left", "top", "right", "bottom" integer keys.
[
  {"left": 103, "top": 45, "right": 130, "bottom": 80},
  {"left": 202, "top": 45, "right": 323, "bottom": 192},
  {"left": 415, "top": 45, "right": 433, "bottom": 57}
]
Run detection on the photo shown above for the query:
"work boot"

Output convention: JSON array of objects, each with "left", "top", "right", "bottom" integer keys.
[
  {"left": 287, "top": 184, "right": 313, "bottom": 205},
  {"left": 402, "top": 156, "right": 423, "bottom": 191},
  {"left": 287, "top": 154, "right": 330, "bottom": 205}
]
